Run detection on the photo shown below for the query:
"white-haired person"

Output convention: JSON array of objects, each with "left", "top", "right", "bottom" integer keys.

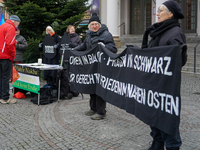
[
  {"left": 39, "top": 26, "right": 61, "bottom": 88},
  {"left": 141, "top": 0, "right": 187, "bottom": 150},
  {"left": 73, "top": 13, "right": 117, "bottom": 120}
]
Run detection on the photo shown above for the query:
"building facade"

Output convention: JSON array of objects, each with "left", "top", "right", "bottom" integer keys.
[
  {"left": 0, "top": 0, "right": 9, "bottom": 20},
  {"left": 1, "top": 0, "right": 199, "bottom": 37},
  {"left": 100, "top": 0, "right": 200, "bottom": 37}
]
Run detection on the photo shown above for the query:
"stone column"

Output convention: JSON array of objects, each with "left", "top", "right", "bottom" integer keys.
[
  {"left": 101, "top": 0, "right": 122, "bottom": 48},
  {"left": 106, "top": 0, "right": 119, "bottom": 37}
]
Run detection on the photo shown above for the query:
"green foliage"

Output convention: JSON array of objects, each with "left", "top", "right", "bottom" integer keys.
[
  {"left": 18, "top": 1, "right": 55, "bottom": 41},
  {"left": 3, "top": 0, "right": 91, "bottom": 62},
  {"left": 23, "top": 38, "right": 41, "bottom": 63},
  {"left": 4, "top": 0, "right": 90, "bottom": 39}
]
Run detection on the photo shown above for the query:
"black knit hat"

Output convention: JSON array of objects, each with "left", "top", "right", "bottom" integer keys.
[
  {"left": 89, "top": 13, "right": 101, "bottom": 24},
  {"left": 163, "top": 0, "right": 184, "bottom": 19}
]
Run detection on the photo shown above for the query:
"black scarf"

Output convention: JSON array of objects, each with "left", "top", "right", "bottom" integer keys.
[{"left": 142, "top": 18, "right": 180, "bottom": 48}]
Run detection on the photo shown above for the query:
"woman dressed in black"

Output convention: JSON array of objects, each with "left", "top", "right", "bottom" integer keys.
[
  {"left": 141, "top": 1, "right": 187, "bottom": 150},
  {"left": 39, "top": 26, "right": 61, "bottom": 87},
  {"left": 66, "top": 25, "right": 82, "bottom": 48}
]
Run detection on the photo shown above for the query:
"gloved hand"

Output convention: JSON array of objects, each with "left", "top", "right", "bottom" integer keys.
[
  {"left": 98, "top": 42, "right": 105, "bottom": 47},
  {"left": 126, "top": 45, "right": 140, "bottom": 48},
  {"left": 69, "top": 43, "right": 77, "bottom": 48},
  {"left": 54, "top": 43, "right": 59, "bottom": 49},
  {"left": 39, "top": 43, "right": 43, "bottom": 48}
]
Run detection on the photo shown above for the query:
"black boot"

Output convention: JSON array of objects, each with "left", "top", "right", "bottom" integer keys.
[
  {"left": 166, "top": 148, "right": 180, "bottom": 150},
  {"left": 148, "top": 140, "right": 164, "bottom": 150}
]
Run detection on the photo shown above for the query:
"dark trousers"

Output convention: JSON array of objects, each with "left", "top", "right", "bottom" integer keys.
[
  {"left": 0, "top": 59, "right": 12, "bottom": 100},
  {"left": 90, "top": 94, "right": 106, "bottom": 115},
  {"left": 150, "top": 126, "right": 182, "bottom": 149}
]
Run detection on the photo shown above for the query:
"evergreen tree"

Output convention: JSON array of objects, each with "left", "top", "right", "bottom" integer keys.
[
  {"left": 3, "top": 0, "right": 90, "bottom": 62},
  {"left": 3, "top": 0, "right": 90, "bottom": 40}
]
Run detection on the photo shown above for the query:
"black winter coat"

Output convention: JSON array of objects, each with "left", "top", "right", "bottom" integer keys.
[
  {"left": 73, "top": 24, "right": 117, "bottom": 53},
  {"left": 148, "top": 26, "right": 187, "bottom": 66},
  {"left": 69, "top": 33, "right": 82, "bottom": 48},
  {"left": 39, "top": 33, "right": 61, "bottom": 79}
]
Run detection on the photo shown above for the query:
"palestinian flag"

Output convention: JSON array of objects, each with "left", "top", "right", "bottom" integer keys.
[
  {"left": 12, "top": 65, "right": 40, "bottom": 94},
  {"left": 12, "top": 66, "right": 20, "bottom": 84}
]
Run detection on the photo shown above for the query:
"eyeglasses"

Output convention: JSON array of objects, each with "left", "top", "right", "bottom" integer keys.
[
  {"left": 90, "top": 23, "right": 99, "bottom": 26},
  {"left": 157, "top": 9, "right": 165, "bottom": 14}
]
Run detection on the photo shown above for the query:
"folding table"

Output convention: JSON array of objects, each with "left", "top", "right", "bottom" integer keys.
[{"left": 12, "top": 63, "right": 63, "bottom": 105}]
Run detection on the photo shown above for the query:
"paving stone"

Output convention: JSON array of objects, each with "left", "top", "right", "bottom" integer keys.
[{"left": 0, "top": 74, "right": 198, "bottom": 150}]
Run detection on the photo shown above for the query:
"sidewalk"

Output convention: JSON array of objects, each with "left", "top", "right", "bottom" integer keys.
[{"left": 1, "top": 73, "right": 199, "bottom": 150}]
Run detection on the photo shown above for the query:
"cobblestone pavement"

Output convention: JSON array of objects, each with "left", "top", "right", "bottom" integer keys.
[{"left": 0, "top": 73, "right": 199, "bottom": 150}]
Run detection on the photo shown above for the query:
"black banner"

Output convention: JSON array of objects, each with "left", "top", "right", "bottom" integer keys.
[{"left": 69, "top": 45, "right": 182, "bottom": 135}]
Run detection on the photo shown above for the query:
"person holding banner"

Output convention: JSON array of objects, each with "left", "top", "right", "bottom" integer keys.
[
  {"left": 73, "top": 13, "right": 117, "bottom": 120},
  {"left": 141, "top": 1, "right": 187, "bottom": 150},
  {"left": 63, "top": 25, "right": 82, "bottom": 99},
  {"left": 38, "top": 26, "right": 61, "bottom": 88},
  {"left": 66, "top": 25, "right": 82, "bottom": 48},
  {"left": 0, "top": 15, "right": 21, "bottom": 104}
]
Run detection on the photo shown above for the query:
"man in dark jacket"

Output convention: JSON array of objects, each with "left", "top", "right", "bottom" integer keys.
[
  {"left": 15, "top": 28, "right": 28, "bottom": 63},
  {"left": 74, "top": 13, "right": 117, "bottom": 120},
  {"left": 141, "top": 1, "right": 187, "bottom": 150},
  {"left": 0, "top": 15, "right": 21, "bottom": 104},
  {"left": 73, "top": 14, "right": 117, "bottom": 53}
]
